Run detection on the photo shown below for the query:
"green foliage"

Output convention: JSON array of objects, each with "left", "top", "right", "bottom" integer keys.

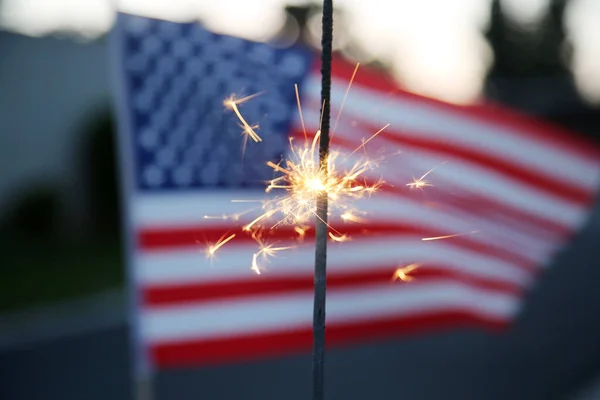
[{"left": 0, "top": 239, "right": 123, "bottom": 312}]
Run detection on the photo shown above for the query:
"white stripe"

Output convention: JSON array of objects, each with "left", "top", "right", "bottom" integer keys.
[
  {"left": 132, "top": 190, "right": 265, "bottom": 227},
  {"left": 136, "top": 237, "right": 532, "bottom": 286},
  {"left": 132, "top": 192, "right": 557, "bottom": 264},
  {"left": 303, "top": 75, "right": 600, "bottom": 191},
  {"left": 391, "top": 152, "right": 588, "bottom": 228},
  {"left": 302, "top": 108, "right": 592, "bottom": 229},
  {"left": 349, "top": 195, "right": 559, "bottom": 262},
  {"left": 141, "top": 282, "right": 519, "bottom": 344}
]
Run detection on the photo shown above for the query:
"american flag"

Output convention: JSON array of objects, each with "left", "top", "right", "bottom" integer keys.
[{"left": 111, "top": 13, "right": 600, "bottom": 371}]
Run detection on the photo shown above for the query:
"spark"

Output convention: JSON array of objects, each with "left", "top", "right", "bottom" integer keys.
[
  {"left": 422, "top": 230, "right": 480, "bottom": 241},
  {"left": 251, "top": 253, "right": 261, "bottom": 274},
  {"left": 204, "top": 207, "right": 257, "bottom": 221},
  {"left": 348, "top": 123, "right": 390, "bottom": 156},
  {"left": 205, "top": 233, "right": 237, "bottom": 258},
  {"left": 406, "top": 162, "right": 447, "bottom": 190},
  {"left": 406, "top": 178, "right": 432, "bottom": 190},
  {"left": 203, "top": 214, "right": 231, "bottom": 220},
  {"left": 392, "top": 263, "right": 421, "bottom": 282},
  {"left": 248, "top": 233, "right": 296, "bottom": 274},
  {"left": 294, "top": 226, "right": 309, "bottom": 239},
  {"left": 243, "top": 209, "right": 277, "bottom": 232},
  {"left": 328, "top": 232, "right": 350, "bottom": 242},
  {"left": 224, "top": 93, "right": 264, "bottom": 143},
  {"left": 332, "top": 63, "right": 360, "bottom": 138},
  {"left": 340, "top": 211, "right": 368, "bottom": 224},
  {"left": 258, "top": 242, "right": 296, "bottom": 258},
  {"left": 240, "top": 123, "right": 260, "bottom": 156},
  {"left": 295, "top": 83, "right": 308, "bottom": 142}
]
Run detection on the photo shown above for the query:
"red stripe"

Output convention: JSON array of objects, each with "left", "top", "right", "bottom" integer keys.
[
  {"left": 295, "top": 120, "right": 596, "bottom": 206},
  {"left": 377, "top": 184, "right": 572, "bottom": 244},
  {"left": 323, "top": 56, "right": 600, "bottom": 161},
  {"left": 142, "top": 266, "right": 523, "bottom": 307},
  {"left": 290, "top": 127, "right": 585, "bottom": 239},
  {"left": 137, "top": 222, "right": 535, "bottom": 269},
  {"left": 150, "top": 310, "right": 509, "bottom": 368},
  {"left": 386, "top": 183, "right": 571, "bottom": 236}
]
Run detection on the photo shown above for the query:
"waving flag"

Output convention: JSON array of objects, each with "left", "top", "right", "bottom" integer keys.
[{"left": 111, "top": 13, "right": 600, "bottom": 371}]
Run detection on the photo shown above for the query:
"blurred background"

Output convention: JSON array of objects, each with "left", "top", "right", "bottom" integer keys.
[{"left": 1, "top": 0, "right": 600, "bottom": 399}]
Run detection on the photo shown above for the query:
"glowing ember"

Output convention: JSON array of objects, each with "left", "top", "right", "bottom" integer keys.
[
  {"left": 392, "top": 263, "right": 421, "bottom": 282},
  {"left": 340, "top": 211, "right": 367, "bottom": 224},
  {"left": 328, "top": 232, "right": 350, "bottom": 242}
]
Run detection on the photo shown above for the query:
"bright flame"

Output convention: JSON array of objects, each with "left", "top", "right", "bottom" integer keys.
[{"left": 260, "top": 130, "right": 383, "bottom": 228}]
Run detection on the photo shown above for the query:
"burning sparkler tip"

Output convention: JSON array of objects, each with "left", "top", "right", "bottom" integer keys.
[{"left": 218, "top": 75, "right": 387, "bottom": 274}]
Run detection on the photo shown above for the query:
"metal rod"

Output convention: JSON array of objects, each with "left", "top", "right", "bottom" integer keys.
[{"left": 312, "top": 1, "right": 333, "bottom": 399}]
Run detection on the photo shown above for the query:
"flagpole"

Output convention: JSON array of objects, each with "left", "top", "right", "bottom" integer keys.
[{"left": 312, "top": 1, "right": 333, "bottom": 400}]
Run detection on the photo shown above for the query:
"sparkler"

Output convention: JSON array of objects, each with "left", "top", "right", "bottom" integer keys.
[
  {"left": 206, "top": 89, "right": 385, "bottom": 275},
  {"left": 215, "top": 66, "right": 470, "bottom": 297},
  {"left": 209, "top": 3, "right": 460, "bottom": 398},
  {"left": 210, "top": 86, "right": 385, "bottom": 273},
  {"left": 313, "top": 2, "right": 333, "bottom": 398}
]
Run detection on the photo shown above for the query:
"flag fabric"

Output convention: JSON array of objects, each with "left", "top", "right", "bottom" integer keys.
[{"left": 111, "top": 13, "right": 600, "bottom": 371}]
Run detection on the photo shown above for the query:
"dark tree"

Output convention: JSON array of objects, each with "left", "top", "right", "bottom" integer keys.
[
  {"left": 486, "top": 0, "right": 570, "bottom": 78},
  {"left": 80, "top": 107, "right": 120, "bottom": 238}
]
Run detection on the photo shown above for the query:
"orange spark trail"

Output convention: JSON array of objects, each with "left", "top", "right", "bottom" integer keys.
[
  {"left": 224, "top": 93, "right": 265, "bottom": 143},
  {"left": 205, "top": 233, "right": 237, "bottom": 258},
  {"left": 422, "top": 230, "right": 480, "bottom": 241},
  {"left": 332, "top": 63, "right": 360, "bottom": 138},
  {"left": 406, "top": 161, "right": 447, "bottom": 190},
  {"left": 349, "top": 123, "right": 391, "bottom": 156},
  {"left": 295, "top": 84, "right": 308, "bottom": 142}
]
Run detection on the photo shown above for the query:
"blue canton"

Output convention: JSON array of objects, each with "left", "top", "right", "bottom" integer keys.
[{"left": 115, "top": 13, "right": 313, "bottom": 191}]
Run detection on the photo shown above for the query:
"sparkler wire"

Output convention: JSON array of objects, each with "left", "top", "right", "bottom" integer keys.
[{"left": 313, "top": 1, "right": 333, "bottom": 399}]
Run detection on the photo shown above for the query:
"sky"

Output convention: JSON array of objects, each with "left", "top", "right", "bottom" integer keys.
[{"left": 0, "top": 0, "right": 598, "bottom": 105}]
